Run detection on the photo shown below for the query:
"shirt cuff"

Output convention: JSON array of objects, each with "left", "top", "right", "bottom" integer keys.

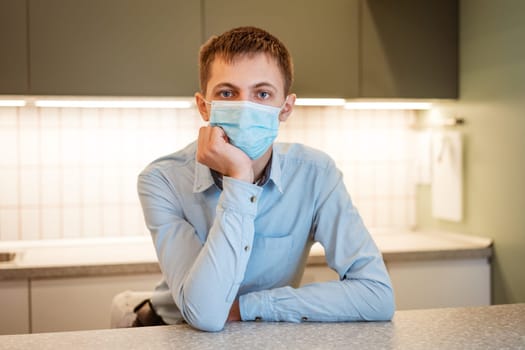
[
  {"left": 219, "top": 177, "right": 263, "bottom": 216},
  {"left": 239, "top": 290, "right": 274, "bottom": 322}
]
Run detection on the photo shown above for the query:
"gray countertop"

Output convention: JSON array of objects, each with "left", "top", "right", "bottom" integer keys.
[
  {"left": 0, "top": 304, "right": 522, "bottom": 349},
  {"left": 0, "top": 231, "right": 493, "bottom": 281}
]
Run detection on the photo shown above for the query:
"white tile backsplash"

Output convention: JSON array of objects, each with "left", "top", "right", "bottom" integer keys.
[
  {"left": 20, "top": 208, "right": 40, "bottom": 240},
  {"left": 19, "top": 167, "right": 40, "bottom": 206},
  {"left": 0, "top": 104, "right": 417, "bottom": 241},
  {"left": 0, "top": 209, "right": 19, "bottom": 241},
  {"left": 0, "top": 131, "right": 18, "bottom": 165},
  {"left": 0, "top": 167, "right": 18, "bottom": 206},
  {"left": 41, "top": 208, "right": 61, "bottom": 240},
  {"left": 81, "top": 206, "right": 103, "bottom": 238}
]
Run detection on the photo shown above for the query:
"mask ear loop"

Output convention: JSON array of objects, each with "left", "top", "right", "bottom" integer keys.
[
  {"left": 278, "top": 95, "right": 290, "bottom": 113},
  {"left": 199, "top": 97, "right": 214, "bottom": 123}
]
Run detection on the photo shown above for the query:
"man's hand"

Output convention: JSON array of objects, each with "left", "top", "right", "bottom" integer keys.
[
  {"left": 227, "top": 299, "right": 241, "bottom": 322},
  {"left": 196, "top": 126, "right": 254, "bottom": 183}
]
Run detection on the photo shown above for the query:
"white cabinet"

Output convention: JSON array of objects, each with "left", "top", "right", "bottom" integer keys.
[
  {"left": 0, "top": 280, "right": 30, "bottom": 335},
  {"left": 301, "top": 257, "right": 491, "bottom": 310},
  {"left": 31, "top": 273, "right": 162, "bottom": 333},
  {"left": 387, "top": 258, "right": 491, "bottom": 310}
]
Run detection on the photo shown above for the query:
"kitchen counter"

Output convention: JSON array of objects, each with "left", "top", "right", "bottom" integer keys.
[
  {"left": 0, "top": 230, "right": 492, "bottom": 280},
  {"left": 0, "top": 304, "right": 523, "bottom": 349},
  {"left": 310, "top": 230, "right": 493, "bottom": 264}
]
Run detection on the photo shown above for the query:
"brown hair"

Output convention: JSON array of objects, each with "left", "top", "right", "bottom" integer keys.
[{"left": 198, "top": 26, "right": 294, "bottom": 96}]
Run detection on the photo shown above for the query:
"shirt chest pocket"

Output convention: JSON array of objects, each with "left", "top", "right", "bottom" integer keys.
[{"left": 243, "top": 232, "right": 295, "bottom": 289}]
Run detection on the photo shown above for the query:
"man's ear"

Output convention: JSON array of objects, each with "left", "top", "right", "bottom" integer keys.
[
  {"left": 195, "top": 92, "right": 210, "bottom": 122},
  {"left": 279, "top": 93, "right": 296, "bottom": 122}
]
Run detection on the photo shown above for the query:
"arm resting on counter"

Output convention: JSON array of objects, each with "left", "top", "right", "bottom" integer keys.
[
  {"left": 239, "top": 231, "right": 394, "bottom": 322},
  {"left": 240, "top": 278, "right": 394, "bottom": 322},
  {"left": 239, "top": 164, "right": 395, "bottom": 322},
  {"left": 139, "top": 171, "right": 261, "bottom": 332}
]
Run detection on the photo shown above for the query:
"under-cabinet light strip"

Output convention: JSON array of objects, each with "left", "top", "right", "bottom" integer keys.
[
  {"left": 33, "top": 100, "right": 194, "bottom": 109},
  {"left": 294, "top": 98, "right": 346, "bottom": 106},
  {"left": 344, "top": 102, "right": 432, "bottom": 110},
  {"left": 0, "top": 100, "right": 27, "bottom": 107}
]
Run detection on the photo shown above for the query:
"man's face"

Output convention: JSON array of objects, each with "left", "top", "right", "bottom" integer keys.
[
  {"left": 206, "top": 53, "right": 287, "bottom": 106},
  {"left": 196, "top": 52, "right": 295, "bottom": 123}
]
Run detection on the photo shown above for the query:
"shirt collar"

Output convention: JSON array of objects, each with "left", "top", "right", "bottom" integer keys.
[
  {"left": 268, "top": 146, "right": 283, "bottom": 193},
  {"left": 193, "top": 161, "right": 215, "bottom": 193},
  {"left": 192, "top": 145, "right": 283, "bottom": 193}
]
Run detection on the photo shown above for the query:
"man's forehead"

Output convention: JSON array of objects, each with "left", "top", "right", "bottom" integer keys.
[{"left": 208, "top": 53, "right": 284, "bottom": 89}]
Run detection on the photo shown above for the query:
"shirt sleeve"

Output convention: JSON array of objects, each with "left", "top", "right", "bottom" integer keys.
[
  {"left": 239, "top": 162, "right": 395, "bottom": 323},
  {"left": 138, "top": 170, "right": 262, "bottom": 332}
]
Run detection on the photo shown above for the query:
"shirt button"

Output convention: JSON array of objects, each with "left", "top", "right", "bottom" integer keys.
[
  {"left": 250, "top": 195, "right": 257, "bottom": 203},
  {"left": 244, "top": 245, "right": 250, "bottom": 252},
  {"left": 301, "top": 316, "right": 308, "bottom": 321}
]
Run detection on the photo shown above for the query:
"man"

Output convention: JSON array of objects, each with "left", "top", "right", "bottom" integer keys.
[{"left": 136, "top": 26, "right": 394, "bottom": 332}]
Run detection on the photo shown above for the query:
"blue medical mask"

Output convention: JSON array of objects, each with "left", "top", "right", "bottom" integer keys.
[{"left": 206, "top": 100, "right": 284, "bottom": 160}]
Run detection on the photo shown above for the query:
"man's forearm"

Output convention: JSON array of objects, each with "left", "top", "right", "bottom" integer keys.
[
  {"left": 240, "top": 278, "right": 395, "bottom": 323},
  {"left": 169, "top": 179, "right": 262, "bottom": 331}
]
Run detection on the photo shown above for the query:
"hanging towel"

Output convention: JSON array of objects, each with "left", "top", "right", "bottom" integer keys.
[{"left": 431, "top": 131, "right": 463, "bottom": 221}]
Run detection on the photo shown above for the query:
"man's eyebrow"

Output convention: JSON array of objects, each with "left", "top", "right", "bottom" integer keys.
[
  {"left": 211, "top": 82, "right": 239, "bottom": 91},
  {"left": 253, "top": 82, "right": 278, "bottom": 91}
]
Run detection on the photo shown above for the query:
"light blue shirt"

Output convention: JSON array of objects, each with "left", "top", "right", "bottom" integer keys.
[{"left": 138, "top": 141, "right": 395, "bottom": 332}]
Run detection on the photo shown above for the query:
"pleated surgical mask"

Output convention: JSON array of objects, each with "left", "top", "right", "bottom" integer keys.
[{"left": 206, "top": 99, "right": 284, "bottom": 160}]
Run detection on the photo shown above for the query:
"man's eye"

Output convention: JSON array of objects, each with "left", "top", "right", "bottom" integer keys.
[
  {"left": 258, "top": 91, "right": 270, "bottom": 99},
  {"left": 219, "top": 90, "right": 234, "bottom": 98}
]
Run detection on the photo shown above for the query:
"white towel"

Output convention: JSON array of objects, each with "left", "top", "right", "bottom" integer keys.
[{"left": 431, "top": 131, "right": 463, "bottom": 221}]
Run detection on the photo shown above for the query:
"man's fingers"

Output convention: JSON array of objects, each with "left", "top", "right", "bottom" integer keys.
[{"left": 196, "top": 126, "right": 253, "bottom": 182}]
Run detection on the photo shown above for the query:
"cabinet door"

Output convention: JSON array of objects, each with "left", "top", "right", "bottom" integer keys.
[
  {"left": 0, "top": 0, "right": 29, "bottom": 94},
  {"left": 361, "top": 0, "right": 458, "bottom": 98},
  {"left": 29, "top": 0, "right": 201, "bottom": 96},
  {"left": 0, "top": 280, "right": 30, "bottom": 334},
  {"left": 387, "top": 259, "right": 490, "bottom": 310},
  {"left": 31, "top": 273, "right": 162, "bottom": 332},
  {"left": 203, "top": 0, "right": 359, "bottom": 98}
]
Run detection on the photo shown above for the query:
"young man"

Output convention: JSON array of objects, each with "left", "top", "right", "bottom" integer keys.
[{"left": 137, "top": 26, "right": 394, "bottom": 332}]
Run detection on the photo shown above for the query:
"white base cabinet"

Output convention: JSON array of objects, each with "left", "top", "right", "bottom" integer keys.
[
  {"left": 301, "top": 257, "right": 491, "bottom": 310},
  {"left": 0, "top": 280, "right": 30, "bottom": 335},
  {"left": 2, "top": 258, "right": 490, "bottom": 335},
  {"left": 30, "top": 273, "right": 162, "bottom": 333},
  {"left": 387, "top": 258, "right": 491, "bottom": 310}
]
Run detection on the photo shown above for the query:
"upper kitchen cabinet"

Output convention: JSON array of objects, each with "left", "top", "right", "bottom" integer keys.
[
  {"left": 360, "top": 0, "right": 458, "bottom": 98},
  {"left": 0, "top": 0, "right": 29, "bottom": 94},
  {"left": 28, "top": 0, "right": 201, "bottom": 96},
  {"left": 203, "top": 0, "right": 359, "bottom": 98}
]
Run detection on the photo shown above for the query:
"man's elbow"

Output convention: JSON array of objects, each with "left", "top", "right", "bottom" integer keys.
[
  {"left": 371, "top": 285, "right": 396, "bottom": 321},
  {"left": 181, "top": 304, "right": 227, "bottom": 332},
  {"left": 356, "top": 280, "right": 395, "bottom": 321},
  {"left": 188, "top": 317, "right": 226, "bottom": 332},
  {"left": 377, "top": 296, "right": 395, "bottom": 321}
]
